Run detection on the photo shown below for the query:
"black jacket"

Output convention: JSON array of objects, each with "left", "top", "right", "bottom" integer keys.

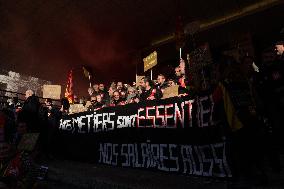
[
  {"left": 140, "top": 87, "right": 163, "bottom": 102},
  {"left": 20, "top": 95, "right": 41, "bottom": 132}
]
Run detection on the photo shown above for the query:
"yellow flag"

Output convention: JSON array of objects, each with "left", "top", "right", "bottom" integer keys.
[{"left": 82, "top": 66, "right": 90, "bottom": 78}]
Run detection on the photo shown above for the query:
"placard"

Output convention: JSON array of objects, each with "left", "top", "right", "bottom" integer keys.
[
  {"left": 143, "top": 51, "right": 157, "bottom": 72},
  {"left": 136, "top": 75, "right": 145, "bottom": 87},
  {"left": 43, "top": 85, "right": 61, "bottom": 99},
  {"left": 161, "top": 85, "right": 179, "bottom": 99},
  {"left": 69, "top": 104, "right": 87, "bottom": 114}
]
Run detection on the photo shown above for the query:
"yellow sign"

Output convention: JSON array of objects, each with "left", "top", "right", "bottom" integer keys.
[
  {"left": 69, "top": 104, "right": 87, "bottom": 114},
  {"left": 143, "top": 51, "right": 157, "bottom": 72},
  {"left": 136, "top": 75, "right": 145, "bottom": 87},
  {"left": 43, "top": 85, "right": 61, "bottom": 99},
  {"left": 162, "top": 85, "right": 179, "bottom": 99}
]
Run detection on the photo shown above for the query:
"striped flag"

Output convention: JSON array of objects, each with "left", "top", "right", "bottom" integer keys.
[
  {"left": 82, "top": 66, "right": 92, "bottom": 87},
  {"left": 64, "top": 69, "right": 74, "bottom": 104},
  {"left": 82, "top": 66, "right": 90, "bottom": 78}
]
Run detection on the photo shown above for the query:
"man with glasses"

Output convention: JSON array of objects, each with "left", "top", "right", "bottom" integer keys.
[{"left": 87, "top": 96, "right": 97, "bottom": 111}]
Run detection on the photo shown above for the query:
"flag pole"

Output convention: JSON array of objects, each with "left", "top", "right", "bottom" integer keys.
[
  {"left": 150, "top": 69, "right": 153, "bottom": 80},
  {"left": 88, "top": 75, "right": 91, "bottom": 87},
  {"left": 136, "top": 57, "right": 138, "bottom": 84},
  {"left": 179, "top": 48, "right": 182, "bottom": 59}
]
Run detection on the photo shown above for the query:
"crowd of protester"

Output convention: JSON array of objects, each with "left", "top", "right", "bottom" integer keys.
[
  {"left": 72, "top": 39, "right": 283, "bottom": 183},
  {"left": 0, "top": 90, "right": 69, "bottom": 188},
  {"left": 0, "top": 37, "right": 283, "bottom": 187},
  {"left": 83, "top": 59, "right": 190, "bottom": 112}
]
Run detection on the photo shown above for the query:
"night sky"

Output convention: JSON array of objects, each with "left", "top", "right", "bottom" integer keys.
[
  {"left": 0, "top": 0, "right": 282, "bottom": 97},
  {"left": 0, "top": 0, "right": 146, "bottom": 96}
]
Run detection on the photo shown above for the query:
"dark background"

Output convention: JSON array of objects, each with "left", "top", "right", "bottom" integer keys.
[{"left": 0, "top": 0, "right": 283, "bottom": 97}]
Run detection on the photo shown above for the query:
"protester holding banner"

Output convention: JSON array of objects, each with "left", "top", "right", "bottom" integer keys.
[
  {"left": 110, "top": 91, "right": 125, "bottom": 106},
  {"left": 156, "top": 74, "right": 168, "bottom": 92},
  {"left": 102, "top": 86, "right": 115, "bottom": 106},
  {"left": 139, "top": 77, "right": 162, "bottom": 102},
  {"left": 174, "top": 62, "right": 190, "bottom": 95},
  {"left": 98, "top": 83, "right": 105, "bottom": 92},
  {"left": 179, "top": 58, "right": 190, "bottom": 89},
  {"left": 92, "top": 84, "right": 100, "bottom": 96},
  {"left": 116, "top": 82, "right": 126, "bottom": 93},
  {"left": 168, "top": 78, "right": 177, "bottom": 87},
  {"left": 87, "top": 96, "right": 97, "bottom": 112},
  {"left": 126, "top": 86, "right": 139, "bottom": 104},
  {"left": 88, "top": 94, "right": 105, "bottom": 110}
]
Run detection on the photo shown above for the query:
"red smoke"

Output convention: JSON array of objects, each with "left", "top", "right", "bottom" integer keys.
[{"left": 0, "top": 1, "right": 137, "bottom": 97}]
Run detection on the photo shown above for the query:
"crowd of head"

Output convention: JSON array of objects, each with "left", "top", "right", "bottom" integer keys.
[
  {"left": 0, "top": 38, "right": 283, "bottom": 187},
  {"left": 61, "top": 40, "right": 284, "bottom": 116},
  {"left": 81, "top": 59, "right": 192, "bottom": 112},
  {"left": 0, "top": 59, "right": 193, "bottom": 187}
]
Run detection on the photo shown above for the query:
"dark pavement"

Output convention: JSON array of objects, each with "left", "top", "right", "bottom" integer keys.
[{"left": 34, "top": 158, "right": 284, "bottom": 189}]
